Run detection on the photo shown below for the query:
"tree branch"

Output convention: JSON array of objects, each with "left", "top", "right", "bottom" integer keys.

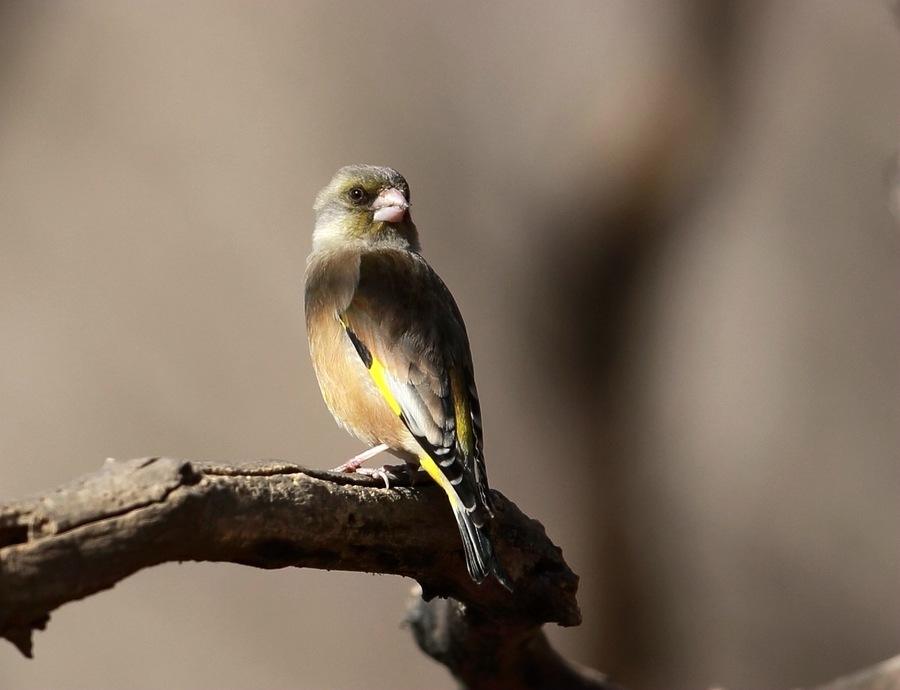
[
  {"left": 2, "top": 457, "right": 898, "bottom": 690},
  {"left": 407, "top": 596, "right": 620, "bottom": 690},
  {"left": 0, "top": 456, "right": 607, "bottom": 688}
]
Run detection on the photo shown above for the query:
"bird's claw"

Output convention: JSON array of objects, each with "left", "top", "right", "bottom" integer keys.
[{"left": 354, "top": 466, "right": 396, "bottom": 489}]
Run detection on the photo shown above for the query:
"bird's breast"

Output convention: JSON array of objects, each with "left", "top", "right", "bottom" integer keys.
[{"left": 305, "top": 258, "right": 415, "bottom": 455}]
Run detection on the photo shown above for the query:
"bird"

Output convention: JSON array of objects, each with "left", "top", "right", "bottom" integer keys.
[{"left": 304, "top": 164, "right": 509, "bottom": 588}]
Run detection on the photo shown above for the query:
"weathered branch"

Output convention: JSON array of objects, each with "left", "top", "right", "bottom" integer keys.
[
  {"left": 0, "top": 456, "right": 603, "bottom": 688},
  {"left": 2, "top": 458, "right": 898, "bottom": 690},
  {"left": 407, "top": 595, "right": 619, "bottom": 690}
]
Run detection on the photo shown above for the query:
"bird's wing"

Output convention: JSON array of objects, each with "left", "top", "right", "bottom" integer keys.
[{"left": 340, "top": 249, "right": 491, "bottom": 516}]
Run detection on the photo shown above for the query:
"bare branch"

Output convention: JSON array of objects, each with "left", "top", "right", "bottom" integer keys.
[
  {"left": 0, "top": 457, "right": 579, "bottom": 666},
  {"left": 2, "top": 457, "right": 899, "bottom": 690},
  {"left": 407, "top": 596, "right": 620, "bottom": 690}
]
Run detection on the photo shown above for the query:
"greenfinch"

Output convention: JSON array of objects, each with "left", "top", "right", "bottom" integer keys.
[{"left": 304, "top": 165, "right": 508, "bottom": 588}]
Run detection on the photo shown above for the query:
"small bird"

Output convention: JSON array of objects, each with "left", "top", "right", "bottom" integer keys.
[{"left": 304, "top": 164, "right": 508, "bottom": 588}]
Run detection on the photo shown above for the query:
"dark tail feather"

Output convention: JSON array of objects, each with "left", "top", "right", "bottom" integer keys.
[{"left": 450, "top": 503, "right": 512, "bottom": 591}]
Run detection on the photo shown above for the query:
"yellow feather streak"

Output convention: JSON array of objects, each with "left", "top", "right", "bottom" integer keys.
[
  {"left": 419, "top": 454, "right": 460, "bottom": 508},
  {"left": 450, "top": 369, "right": 474, "bottom": 456},
  {"left": 337, "top": 315, "right": 402, "bottom": 418},
  {"left": 368, "top": 357, "right": 402, "bottom": 416},
  {"left": 353, "top": 340, "right": 460, "bottom": 508}
]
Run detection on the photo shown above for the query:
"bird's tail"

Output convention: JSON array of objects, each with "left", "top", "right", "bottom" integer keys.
[
  {"left": 450, "top": 500, "right": 511, "bottom": 590},
  {"left": 419, "top": 454, "right": 511, "bottom": 590}
]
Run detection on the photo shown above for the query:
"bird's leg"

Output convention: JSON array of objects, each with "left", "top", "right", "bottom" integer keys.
[
  {"left": 332, "top": 447, "right": 419, "bottom": 489},
  {"left": 331, "top": 443, "right": 390, "bottom": 473}
]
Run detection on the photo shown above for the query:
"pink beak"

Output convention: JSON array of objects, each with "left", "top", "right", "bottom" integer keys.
[{"left": 371, "top": 187, "right": 409, "bottom": 223}]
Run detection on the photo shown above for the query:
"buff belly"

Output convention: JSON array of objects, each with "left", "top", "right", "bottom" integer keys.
[{"left": 308, "top": 312, "right": 419, "bottom": 462}]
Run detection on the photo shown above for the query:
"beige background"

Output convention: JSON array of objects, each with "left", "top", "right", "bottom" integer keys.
[{"left": 1, "top": 1, "right": 899, "bottom": 688}]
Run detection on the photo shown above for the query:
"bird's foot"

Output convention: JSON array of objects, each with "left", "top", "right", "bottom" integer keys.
[
  {"left": 332, "top": 443, "right": 389, "bottom": 473},
  {"left": 354, "top": 464, "right": 409, "bottom": 489}
]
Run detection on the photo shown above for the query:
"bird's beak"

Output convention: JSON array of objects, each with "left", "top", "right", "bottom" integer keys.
[{"left": 371, "top": 188, "right": 409, "bottom": 223}]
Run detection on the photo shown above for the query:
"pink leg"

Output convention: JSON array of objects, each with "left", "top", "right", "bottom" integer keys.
[{"left": 332, "top": 443, "right": 389, "bottom": 473}]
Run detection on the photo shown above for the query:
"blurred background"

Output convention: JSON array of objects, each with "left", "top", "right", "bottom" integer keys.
[{"left": 1, "top": 1, "right": 899, "bottom": 688}]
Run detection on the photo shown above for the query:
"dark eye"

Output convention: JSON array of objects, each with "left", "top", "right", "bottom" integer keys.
[{"left": 347, "top": 187, "right": 366, "bottom": 204}]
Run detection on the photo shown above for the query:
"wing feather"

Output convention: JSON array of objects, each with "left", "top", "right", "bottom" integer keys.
[{"left": 340, "top": 250, "right": 490, "bottom": 516}]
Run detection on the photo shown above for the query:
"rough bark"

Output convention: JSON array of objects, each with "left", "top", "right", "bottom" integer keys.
[
  {"left": 407, "top": 596, "right": 620, "bottom": 690},
  {"left": 0, "top": 456, "right": 605, "bottom": 688},
  {"left": 1, "top": 457, "right": 898, "bottom": 690}
]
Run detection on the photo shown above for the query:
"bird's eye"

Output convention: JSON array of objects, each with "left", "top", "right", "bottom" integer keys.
[{"left": 347, "top": 187, "right": 366, "bottom": 204}]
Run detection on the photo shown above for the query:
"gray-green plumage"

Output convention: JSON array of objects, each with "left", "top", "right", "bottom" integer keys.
[{"left": 304, "top": 165, "right": 508, "bottom": 588}]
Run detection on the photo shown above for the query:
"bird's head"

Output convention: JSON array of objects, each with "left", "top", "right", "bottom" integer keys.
[{"left": 313, "top": 165, "right": 418, "bottom": 251}]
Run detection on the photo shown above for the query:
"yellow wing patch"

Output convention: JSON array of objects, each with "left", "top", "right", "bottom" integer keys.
[
  {"left": 339, "top": 313, "right": 403, "bottom": 417},
  {"left": 369, "top": 356, "right": 402, "bottom": 416},
  {"left": 418, "top": 453, "right": 460, "bottom": 508},
  {"left": 450, "top": 369, "right": 475, "bottom": 456}
]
